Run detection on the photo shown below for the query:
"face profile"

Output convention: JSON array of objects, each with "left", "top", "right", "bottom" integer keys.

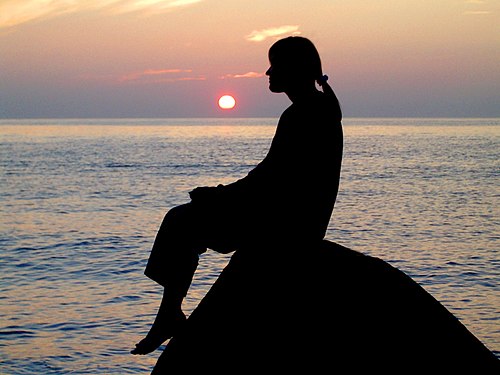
[
  {"left": 265, "top": 36, "right": 325, "bottom": 97},
  {"left": 266, "top": 58, "right": 289, "bottom": 93}
]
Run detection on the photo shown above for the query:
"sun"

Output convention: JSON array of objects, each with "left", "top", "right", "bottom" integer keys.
[{"left": 218, "top": 95, "right": 236, "bottom": 110}]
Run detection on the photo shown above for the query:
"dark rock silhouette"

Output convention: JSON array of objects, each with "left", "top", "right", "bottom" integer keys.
[
  {"left": 129, "top": 36, "right": 498, "bottom": 371},
  {"left": 152, "top": 240, "right": 498, "bottom": 373}
]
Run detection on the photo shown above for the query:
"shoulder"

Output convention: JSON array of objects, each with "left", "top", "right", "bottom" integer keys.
[
  {"left": 277, "top": 92, "right": 342, "bottom": 129},
  {"left": 295, "top": 93, "right": 341, "bottom": 125},
  {"left": 315, "top": 92, "right": 342, "bottom": 121}
]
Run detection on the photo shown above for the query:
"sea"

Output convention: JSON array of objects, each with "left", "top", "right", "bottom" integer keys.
[{"left": 1, "top": 117, "right": 499, "bottom": 373}]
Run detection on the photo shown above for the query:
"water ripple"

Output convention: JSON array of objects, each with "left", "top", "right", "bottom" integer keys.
[{"left": 2, "top": 120, "right": 499, "bottom": 373}]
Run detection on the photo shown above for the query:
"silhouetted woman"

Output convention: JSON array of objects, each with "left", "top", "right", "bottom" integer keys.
[{"left": 132, "top": 36, "right": 343, "bottom": 355}]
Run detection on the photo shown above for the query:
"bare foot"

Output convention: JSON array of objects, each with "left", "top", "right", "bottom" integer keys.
[{"left": 131, "top": 311, "right": 186, "bottom": 355}]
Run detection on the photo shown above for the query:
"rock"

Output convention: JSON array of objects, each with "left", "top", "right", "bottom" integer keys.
[{"left": 152, "top": 240, "right": 499, "bottom": 373}]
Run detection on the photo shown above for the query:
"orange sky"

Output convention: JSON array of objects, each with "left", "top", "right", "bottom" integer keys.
[{"left": 1, "top": 0, "right": 499, "bottom": 117}]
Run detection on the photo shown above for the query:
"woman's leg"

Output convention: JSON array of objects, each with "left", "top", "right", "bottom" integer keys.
[
  {"left": 131, "top": 288, "right": 187, "bottom": 355},
  {"left": 132, "top": 203, "right": 207, "bottom": 355},
  {"left": 144, "top": 203, "right": 206, "bottom": 295}
]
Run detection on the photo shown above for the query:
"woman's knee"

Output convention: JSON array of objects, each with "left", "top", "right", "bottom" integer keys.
[
  {"left": 159, "top": 202, "right": 236, "bottom": 254},
  {"left": 159, "top": 203, "right": 207, "bottom": 249},
  {"left": 162, "top": 203, "right": 193, "bottom": 228}
]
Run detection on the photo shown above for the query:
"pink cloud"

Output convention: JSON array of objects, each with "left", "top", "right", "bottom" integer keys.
[
  {"left": 220, "top": 71, "right": 265, "bottom": 79},
  {"left": 0, "top": 0, "right": 204, "bottom": 29},
  {"left": 118, "top": 68, "right": 202, "bottom": 83},
  {"left": 246, "top": 25, "right": 301, "bottom": 42}
]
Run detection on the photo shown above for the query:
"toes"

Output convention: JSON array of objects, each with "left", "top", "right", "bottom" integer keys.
[
  {"left": 131, "top": 342, "right": 153, "bottom": 355},
  {"left": 131, "top": 335, "right": 167, "bottom": 355}
]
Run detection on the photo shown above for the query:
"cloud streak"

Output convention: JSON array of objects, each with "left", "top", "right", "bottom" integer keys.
[
  {"left": 118, "top": 68, "right": 205, "bottom": 84},
  {"left": 462, "top": 10, "right": 491, "bottom": 14},
  {"left": 462, "top": 0, "right": 491, "bottom": 15},
  {"left": 220, "top": 71, "right": 265, "bottom": 79},
  {"left": 246, "top": 25, "right": 301, "bottom": 42},
  {"left": 114, "top": 0, "right": 203, "bottom": 14},
  {"left": 0, "top": 0, "right": 203, "bottom": 29}
]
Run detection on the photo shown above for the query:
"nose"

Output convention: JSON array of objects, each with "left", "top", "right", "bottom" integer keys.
[{"left": 266, "top": 66, "right": 272, "bottom": 76}]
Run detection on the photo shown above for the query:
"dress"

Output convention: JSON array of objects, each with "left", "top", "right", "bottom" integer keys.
[{"left": 144, "top": 90, "right": 343, "bottom": 290}]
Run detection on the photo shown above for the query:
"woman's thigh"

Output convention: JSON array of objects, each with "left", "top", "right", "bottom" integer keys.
[{"left": 165, "top": 202, "right": 241, "bottom": 254}]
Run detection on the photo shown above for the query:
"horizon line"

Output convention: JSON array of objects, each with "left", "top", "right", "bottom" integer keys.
[{"left": 1, "top": 116, "right": 500, "bottom": 121}]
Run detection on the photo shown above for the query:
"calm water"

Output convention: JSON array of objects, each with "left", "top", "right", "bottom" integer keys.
[{"left": 1, "top": 118, "right": 499, "bottom": 373}]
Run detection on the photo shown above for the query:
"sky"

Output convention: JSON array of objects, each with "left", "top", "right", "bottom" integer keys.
[{"left": 0, "top": 0, "right": 499, "bottom": 118}]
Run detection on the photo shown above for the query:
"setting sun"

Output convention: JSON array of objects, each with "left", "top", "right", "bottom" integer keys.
[{"left": 218, "top": 95, "right": 236, "bottom": 110}]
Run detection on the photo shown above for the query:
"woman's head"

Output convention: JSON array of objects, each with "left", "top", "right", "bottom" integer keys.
[{"left": 266, "top": 36, "right": 323, "bottom": 93}]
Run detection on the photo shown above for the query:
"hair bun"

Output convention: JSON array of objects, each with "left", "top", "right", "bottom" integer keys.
[{"left": 317, "top": 74, "right": 329, "bottom": 86}]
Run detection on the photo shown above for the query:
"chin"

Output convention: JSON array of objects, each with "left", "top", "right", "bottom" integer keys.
[{"left": 269, "top": 84, "right": 284, "bottom": 93}]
